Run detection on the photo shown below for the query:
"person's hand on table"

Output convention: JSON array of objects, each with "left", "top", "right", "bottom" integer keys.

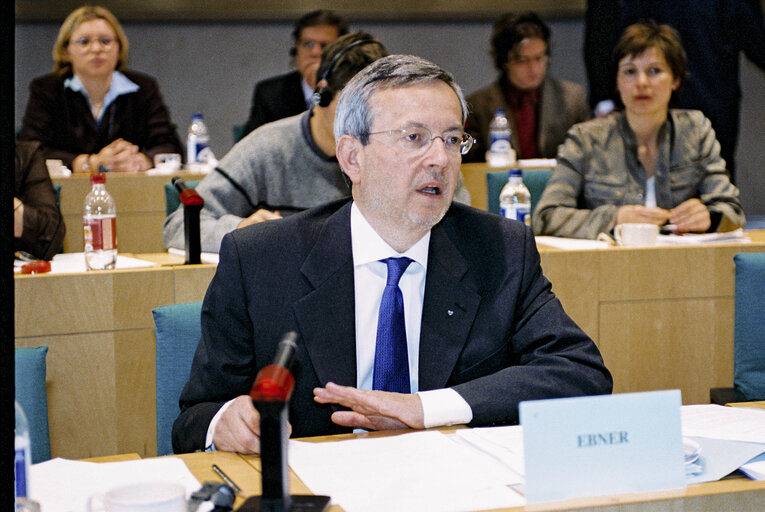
[
  {"left": 313, "top": 382, "right": 425, "bottom": 431},
  {"left": 616, "top": 204, "right": 670, "bottom": 226},
  {"left": 669, "top": 199, "right": 711, "bottom": 234},
  {"left": 96, "top": 139, "right": 151, "bottom": 172},
  {"left": 237, "top": 209, "right": 282, "bottom": 229},
  {"left": 212, "top": 395, "right": 292, "bottom": 454}
]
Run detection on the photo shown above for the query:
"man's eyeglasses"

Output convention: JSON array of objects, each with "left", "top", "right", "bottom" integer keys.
[
  {"left": 365, "top": 126, "right": 474, "bottom": 156},
  {"left": 70, "top": 37, "right": 116, "bottom": 50},
  {"left": 298, "top": 40, "right": 331, "bottom": 51}
]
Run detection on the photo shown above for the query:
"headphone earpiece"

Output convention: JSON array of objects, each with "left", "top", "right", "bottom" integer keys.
[
  {"left": 311, "top": 86, "right": 334, "bottom": 107},
  {"left": 311, "top": 39, "right": 378, "bottom": 109}
]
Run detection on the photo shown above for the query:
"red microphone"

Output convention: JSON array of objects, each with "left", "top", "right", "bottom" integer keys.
[
  {"left": 172, "top": 176, "right": 204, "bottom": 206},
  {"left": 250, "top": 332, "right": 298, "bottom": 402}
]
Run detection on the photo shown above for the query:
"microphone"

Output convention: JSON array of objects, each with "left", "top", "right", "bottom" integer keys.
[
  {"left": 172, "top": 176, "right": 204, "bottom": 206},
  {"left": 250, "top": 332, "right": 298, "bottom": 402}
]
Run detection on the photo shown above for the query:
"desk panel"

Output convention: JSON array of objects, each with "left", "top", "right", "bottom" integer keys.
[
  {"left": 15, "top": 260, "right": 215, "bottom": 458},
  {"left": 53, "top": 171, "right": 207, "bottom": 254}
]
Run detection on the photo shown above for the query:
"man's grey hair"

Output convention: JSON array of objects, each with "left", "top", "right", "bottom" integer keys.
[{"left": 333, "top": 54, "right": 468, "bottom": 144}]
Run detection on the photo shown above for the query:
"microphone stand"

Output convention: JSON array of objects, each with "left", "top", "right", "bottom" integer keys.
[
  {"left": 237, "top": 333, "right": 330, "bottom": 512},
  {"left": 172, "top": 176, "right": 203, "bottom": 264}
]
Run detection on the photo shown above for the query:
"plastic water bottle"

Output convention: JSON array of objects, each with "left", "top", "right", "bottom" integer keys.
[
  {"left": 15, "top": 401, "right": 31, "bottom": 502},
  {"left": 499, "top": 168, "right": 531, "bottom": 226},
  {"left": 83, "top": 173, "right": 117, "bottom": 270},
  {"left": 186, "top": 112, "right": 210, "bottom": 164},
  {"left": 486, "top": 108, "right": 516, "bottom": 167}
]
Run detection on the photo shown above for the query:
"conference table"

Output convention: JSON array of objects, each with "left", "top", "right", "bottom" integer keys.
[
  {"left": 93, "top": 428, "right": 765, "bottom": 512},
  {"left": 14, "top": 233, "right": 765, "bottom": 459},
  {"left": 52, "top": 170, "right": 208, "bottom": 254}
]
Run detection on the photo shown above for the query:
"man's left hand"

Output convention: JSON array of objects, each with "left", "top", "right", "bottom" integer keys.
[{"left": 313, "top": 382, "right": 425, "bottom": 431}]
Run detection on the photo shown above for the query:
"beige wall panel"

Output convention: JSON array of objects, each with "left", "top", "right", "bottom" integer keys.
[
  {"left": 111, "top": 267, "right": 174, "bottom": 331},
  {"left": 16, "top": 333, "right": 119, "bottom": 458},
  {"left": 599, "top": 298, "right": 734, "bottom": 404},
  {"left": 115, "top": 330, "right": 156, "bottom": 457},
  {"left": 540, "top": 250, "right": 600, "bottom": 344},
  {"left": 173, "top": 265, "right": 217, "bottom": 304}
]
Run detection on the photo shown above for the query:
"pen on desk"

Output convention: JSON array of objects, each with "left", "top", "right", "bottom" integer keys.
[{"left": 212, "top": 464, "right": 242, "bottom": 496}]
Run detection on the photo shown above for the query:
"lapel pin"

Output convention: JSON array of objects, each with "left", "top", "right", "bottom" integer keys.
[{"left": 447, "top": 310, "right": 454, "bottom": 316}]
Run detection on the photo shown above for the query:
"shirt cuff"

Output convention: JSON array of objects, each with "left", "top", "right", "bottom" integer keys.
[
  {"left": 417, "top": 388, "right": 473, "bottom": 428},
  {"left": 204, "top": 399, "right": 235, "bottom": 451}
]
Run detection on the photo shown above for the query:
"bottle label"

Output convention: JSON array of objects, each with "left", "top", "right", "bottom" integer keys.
[
  {"left": 488, "top": 135, "right": 511, "bottom": 154},
  {"left": 83, "top": 215, "right": 117, "bottom": 251},
  {"left": 501, "top": 204, "right": 531, "bottom": 226},
  {"left": 187, "top": 135, "right": 210, "bottom": 164}
]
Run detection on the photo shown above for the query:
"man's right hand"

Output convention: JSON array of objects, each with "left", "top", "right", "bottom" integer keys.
[
  {"left": 616, "top": 204, "right": 670, "bottom": 226},
  {"left": 212, "top": 395, "right": 293, "bottom": 454},
  {"left": 237, "top": 209, "right": 282, "bottom": 229}
]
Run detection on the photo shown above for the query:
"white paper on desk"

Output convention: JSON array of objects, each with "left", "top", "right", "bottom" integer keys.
[
  {"left": 289, "top": 431, "right": 525, "bottom": 512},
  {"left": 684, "top": 436, "right": 765, "bottom": 483},
  {"left": 535, "top": 236, "right": 612, "bottom": 250},
  {"left": 49, "top": 252, "right": 157, "bottom": 273},
  {"left": 29, "top": 457, "right": 208, "bottom": 512},
  {"left": 658, "top": 228, "right": 750, "bottom": 245},
  {"left": 453, "top": 425, "right": 525, "bottom": 484},
  {"left": 682, "top": 404, "right": 765, "bottom": 443},
  {"left": 740, "top": 452, "right": 765, "bottom": 480},
  {"left": 168, "top": 247, "right": 220, "bottom": 264}
]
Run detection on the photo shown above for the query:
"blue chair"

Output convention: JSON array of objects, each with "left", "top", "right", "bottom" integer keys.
[
  {"left": 15, "top": 346, "right": 51, "bottom": 463},
  {"left": 153, "top": 302, "right": 203, "bottom": 456},
  {"left": 710, "top": 252, "right": 765, "bottom": 403},
  {"left": 232, "top": 123, "right": 246, "bottom": 144},
  {"left": 486, "top": 169, "right": 552, "bottom": 225},
  {"left": 164, "top": 180, "right": 200, "bottom": 216}
]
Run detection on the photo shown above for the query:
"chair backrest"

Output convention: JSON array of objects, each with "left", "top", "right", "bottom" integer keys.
[
  {"left": 153, "top": 302, "right": 203, "bottom": 456},
  {"left": 733, "top": 252, "right": 765, "bottom": 400},
  {"left": 15, "top": 346, "right": 51, "bottom": 463},
  {"left": 232, "top": 123, "right": 246, "bottom": 144},
  {"left": 164, "top": 180, "right": 200, "bottom": 217},
  {"left": 486, "top": 169, "right": 553, "bottom": 224}
]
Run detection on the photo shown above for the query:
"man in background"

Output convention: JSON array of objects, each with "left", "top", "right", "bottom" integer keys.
[
  {"left": 164, "top": 33, "right": 388, "bottom": 253},
  {"left": 464, "top": 12, "right": 589, "bottom": 162},
  {"left": 242, "top": 10, "right": 348, "bottom": 136}
]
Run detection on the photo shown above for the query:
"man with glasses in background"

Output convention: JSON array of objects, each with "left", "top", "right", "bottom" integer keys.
[
  {"left": 464, "top": 11, "right": 589, "bottom": 162},
  {"left": 172, "top": 54, "right": 611, "bottom": 454},
  {"left": 241, "top": 10, "right": 348, "bottom": 136}
]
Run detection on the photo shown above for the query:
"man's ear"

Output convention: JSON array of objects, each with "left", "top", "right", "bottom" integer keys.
[{"left": 336, "top": 134, "right": 362, "bottom": 185}]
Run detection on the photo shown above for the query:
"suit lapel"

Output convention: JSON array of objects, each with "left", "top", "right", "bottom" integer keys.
[
  {"left": 292, "top": 203, "right": 357, "bottom": 388},
  {"left": 419, "top": 220, "right": 482, "bottom": 390}
]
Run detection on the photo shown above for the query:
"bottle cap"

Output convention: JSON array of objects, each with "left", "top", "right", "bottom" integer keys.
[
  {"left": 508, "top": 168, "right": 522, "bottom": 177},
  {"left": 90, "top": 173, "right": 106, "bottom": 184}
]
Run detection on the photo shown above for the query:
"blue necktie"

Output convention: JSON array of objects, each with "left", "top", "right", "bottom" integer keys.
[{"left": 373, "top": 257, "right": 413, "bottom": 393}]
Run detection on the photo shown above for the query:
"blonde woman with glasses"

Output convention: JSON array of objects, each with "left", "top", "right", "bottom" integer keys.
[{"left": 19, "top": 5, "right": 182, "bottom": 173}]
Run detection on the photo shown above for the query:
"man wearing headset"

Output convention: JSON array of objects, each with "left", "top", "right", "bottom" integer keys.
[
  {"left": 163, "top": 33, "right": 469, "bottom": 253},
  {"left": 164, "top": 33, "right": 386, "bottom": 253},
  {"left": 242, "top": 10, "right": 348, "bottom": 136}
]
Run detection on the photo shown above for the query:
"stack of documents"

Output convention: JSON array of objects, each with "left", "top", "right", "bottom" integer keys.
[{"left": 289, "top": 405, "right": 765, "bottom": 511}]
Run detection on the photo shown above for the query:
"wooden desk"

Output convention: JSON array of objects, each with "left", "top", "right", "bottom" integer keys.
[
  {"left": 168, "top": 442, "right": 765, "bottom": 512},
  {"left": 15, "top": 234, "right": 764, "bottom": 459},
  {"left": 14, "top": 254, "right": 216, "bottom": 459},
  {"left": 53, "top": 171, "right": 207, "bottom": 254},
  {"left": 538, "top": 231, "right": 765, "bottom": 405}
]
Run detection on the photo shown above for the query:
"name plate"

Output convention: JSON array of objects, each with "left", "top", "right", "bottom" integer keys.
[{"left": 520, "top": 390, "right": 685, "bottom": 503}]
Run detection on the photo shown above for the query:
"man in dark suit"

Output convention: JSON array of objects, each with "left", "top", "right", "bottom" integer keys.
[
  {"left": 172, "top": 55, "right": 612, "bottom": 454},
  {"left": 242, "top": 10, "right": 348, "bottom": 136}
]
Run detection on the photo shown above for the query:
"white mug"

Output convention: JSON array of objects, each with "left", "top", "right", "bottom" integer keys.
[
  {"left": 614, "top": 223, "right": 659, "bottom": 247},
  {"left": 87, "top": 481, "right": 186, "bottom": 512}
]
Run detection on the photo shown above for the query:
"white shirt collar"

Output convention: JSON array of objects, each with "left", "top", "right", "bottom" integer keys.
[
  {"left": 350, "top": 202, "right": 430, "bottom": 271},
  {"left": 65, "top": 71, "right": 139, "bottom": 123}
]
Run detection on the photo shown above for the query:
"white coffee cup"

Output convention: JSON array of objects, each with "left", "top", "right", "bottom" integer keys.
[
  {"left": 614, "top": 223, "right": 659, "bottom": 247},
  {"left": 153, "top": 153, "right": 182, "bottom": 172},
  {"left": 87, "top": 481, "right": 186, "bottom": 512}
]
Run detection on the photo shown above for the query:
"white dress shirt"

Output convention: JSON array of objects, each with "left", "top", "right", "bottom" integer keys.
[{"left": 206, "top": 202, "right": 472, "bottom": 448}]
